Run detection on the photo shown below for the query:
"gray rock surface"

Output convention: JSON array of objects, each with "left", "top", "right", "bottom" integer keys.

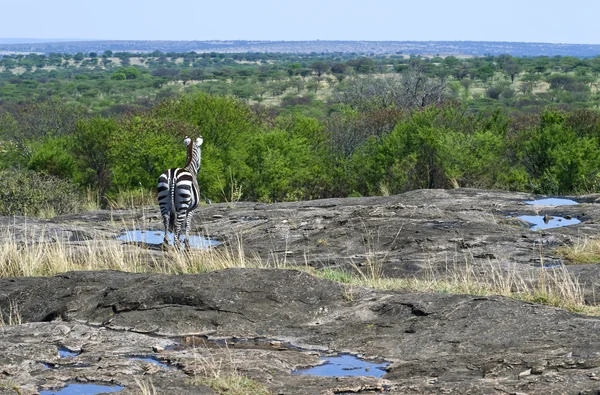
[
  {"left": 3, "top": 189, "right": 600, "bottom": 394},
  {"left": 2, "top": 269, "right": 600, "bottom": 394}
]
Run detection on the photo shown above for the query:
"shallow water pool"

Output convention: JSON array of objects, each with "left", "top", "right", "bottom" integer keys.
[
  {"left": 513, "top": 215, "right": 580, "bottom": 231},
  {"left": 292, "top": 354, "right": 389, "bottom": 378},
  {"left": 116, "top": 230, "right": 220, "bottom": 249},
  {"left": 525, "top": 198, "right": 579, "bottom": 206},
  {"left": 40, "top": 383, "right": 123, "bottom": 395},
  {"left": 58, "top": 348, "right": 80, "bottom": 358}
]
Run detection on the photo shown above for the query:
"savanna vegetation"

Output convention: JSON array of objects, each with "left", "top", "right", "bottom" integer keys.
[
  {"left": 2, "top": 50, "right": 600, "bottom": 323},
  {"left": 1, "top": 50, "right": 600, "bottom": 215}
]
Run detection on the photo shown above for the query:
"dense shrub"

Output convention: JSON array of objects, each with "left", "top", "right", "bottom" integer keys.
[
  {"left": 514, "top": 110, "right": 600, "bottom": 194},
  {"left": 110, "top": 116, "right": 196, "bottom": 191},
  {"left": 0, "top": 169, "right": 81, "bottom": 216},
  {"left": 346, "top": 106, "right": 514, "bottom": 195},
  {"left": 244, "top": 115, "right": 332, "bottom": 202}
]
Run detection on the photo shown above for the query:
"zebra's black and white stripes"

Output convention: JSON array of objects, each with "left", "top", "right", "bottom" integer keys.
[{"left": 157, "top": 136, "right": 203, "bottom": 248}]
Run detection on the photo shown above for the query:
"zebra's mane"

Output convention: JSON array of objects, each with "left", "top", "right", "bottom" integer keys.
[{"left": 184, "top": 136, "right": 203, "bottom": 172}]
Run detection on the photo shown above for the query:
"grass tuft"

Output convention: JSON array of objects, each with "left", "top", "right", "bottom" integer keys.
[
  {"left": 555, "top": 237, "right": 600, "bottom": 264},
  {"left": 134, "top": 378, "right": 156, "bottom": 395},
  {"left": 190, "top": 343, "right": 271, "bottom": 395},
  {"left": 197, "top": 376, "right": 271, "bottom": 395},
  {"left": 0, "top": 299, "right": 22, "bottom": 326}
]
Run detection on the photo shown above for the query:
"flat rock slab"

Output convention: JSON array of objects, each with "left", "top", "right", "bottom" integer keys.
[{"left": 2, "top": 269, "right": 600, "bottom": 394}]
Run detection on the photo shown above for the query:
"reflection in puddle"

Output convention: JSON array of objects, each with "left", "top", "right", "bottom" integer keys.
[
  {"left": 513, "top": 215, "right": 581, "bottom": 230},
  {"left": 292, "top": 354, "right": 389, "bottom": 378},
  {"left": 116, "top": 230, "right": 220, "bottom": 249},
  {"left": 130, "top": 357, "right": 171, "bottom": 369},
  {"left": 58, "top": 348, "right": 80, "bottom": 358},
  {"left": 40, "top": 383, "right": 123, "bottom": 395},
  {"left": 525, "top": 198, "right": 579, "bottom": 206}
]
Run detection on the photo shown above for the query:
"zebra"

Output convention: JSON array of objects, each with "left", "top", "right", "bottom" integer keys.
[{"left": 157, "top": 136, "right": 203, "bottom": 249}]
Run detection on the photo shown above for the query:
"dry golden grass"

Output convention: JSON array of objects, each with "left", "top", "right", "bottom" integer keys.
[
  {"left": 320, "top": 247, "right": 597, "bottom": 315},
  {"left": 106, "top": 188, "right": 157, "bottom": 210},
  {"left": 189, "top": 343, "right": 271, "bottom": 395},
  {"left": 0, "top": 225, "right": 597, "bottom": 316},
  {"left": 194, "top": 375, "right": 271, "bottom": 395},
  {"left": 0, "top": 379, "right": 22, "bottom": 394},
  {"left": 0, "top": 299, "right": 21, "bottom": 326},
  {"left": 0, "top": 227, "right": 265, "bottom": 278},
  {"left": 134, "top": 378, "right": 157, "bottom": 395}
]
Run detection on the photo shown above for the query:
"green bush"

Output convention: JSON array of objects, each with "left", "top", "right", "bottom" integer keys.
[
  {"left": 346, "top": 105, "right": 513, "bottom": 194},
  {"left": 153, "top": 93, "right": 258, "bottom": 201},
  {"left": 27, "top": 136, "right": 76, "bottom": 179},
  {"left": 515, "top": 110, "right": 600, "bottom": 193},
  {"left": 0, "top": 169, "right": 81, "bottom": 216},
  {"left": 244, "top": 116, "right": 332, "bottom": 202},
  {"left": 110, "top": 116, "right": 195, "bottom": 191}
]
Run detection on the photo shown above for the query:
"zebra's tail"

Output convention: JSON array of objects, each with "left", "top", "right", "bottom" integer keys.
[
  {"left": 169, "top": 211, "right": 176, "bottom": 230},
  {"left": 169, "top": 174, "right": 177, "bottom": 229}
]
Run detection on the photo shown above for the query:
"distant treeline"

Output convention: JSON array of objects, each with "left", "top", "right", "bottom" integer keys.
[
  {"left": 2, "top": 40, "right": 600, "bottom": 57},
  {"left": 1, "top": 51, "right": 600, "bottom": 117}
]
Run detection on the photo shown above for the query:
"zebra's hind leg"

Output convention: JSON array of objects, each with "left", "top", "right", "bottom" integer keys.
[
  {"left": 173, "top": 211, "right": 186, "bottom": 250},
  {"left": 161, "top": 211, "right": 171, "bottom": 248},
  {"left": 182, "top": 212, "right": 194, "bottom": 250}
]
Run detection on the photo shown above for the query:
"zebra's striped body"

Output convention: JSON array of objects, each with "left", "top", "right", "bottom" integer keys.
[{"left": 157, "top": 136, "right": 203, "bottom": 248}]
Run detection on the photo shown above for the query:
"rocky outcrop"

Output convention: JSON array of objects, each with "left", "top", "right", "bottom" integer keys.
[{"left": 3, "top": 189, "right": 600, "bottom": 393}]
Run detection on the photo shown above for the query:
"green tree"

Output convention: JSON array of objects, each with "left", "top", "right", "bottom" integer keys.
[
  {"left": 502, "top": 59, "right": 522, "bottom": 83},
  {"left": 311, "top": 61, "right": 330, "bottom": 78},
  {"left": 71, "top": 117, "right": 119, "bottom": 205}
]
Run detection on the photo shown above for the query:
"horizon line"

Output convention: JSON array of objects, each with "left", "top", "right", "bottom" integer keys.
[{"left": 1, "top": 38, "right": 600, "bottom": 46}]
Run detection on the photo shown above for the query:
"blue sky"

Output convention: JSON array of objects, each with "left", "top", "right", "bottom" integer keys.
[{"left": 2, "top": 0, "right": 600, "bottom": 44}]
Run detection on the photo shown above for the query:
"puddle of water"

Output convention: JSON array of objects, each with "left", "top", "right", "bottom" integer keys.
[
  {"left": 116, "top": 230, "right": 220, "bottom": 249},
  {"left": 533, "top": 263, "right": 563, "bottom": 269},
  {"left": 292, "top": 354, "right": 389, "bottom": 378},
  {"left": 525, "top": 198, "right": 579, "bottom": 206},
  {"left": 130, "top": 357, "right": 171, "bottom": 369},
  {"left": 39, "top": 383, "right": 123, "bottom": 395},
  {"left": 513, "top": 215, "right": 581, "bottom": 230},
  {"left": 58, "top": 348, "right": 80, "bottom": 358}
]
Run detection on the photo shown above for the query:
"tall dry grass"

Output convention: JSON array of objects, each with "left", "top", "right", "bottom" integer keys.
[
  {"left": 0, "top": 226, "right": 265, "bottom": 278},
  {"left": 0, "top": 225, "right": 596, "bottom": 316},
  {"left": 342, "top": 250, "right": 596, "bottom": 315}
]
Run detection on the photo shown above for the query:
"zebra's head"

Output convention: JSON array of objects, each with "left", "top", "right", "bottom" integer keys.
[{"left": 184, "top": 136, "right": 203, "bottom": 174}]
